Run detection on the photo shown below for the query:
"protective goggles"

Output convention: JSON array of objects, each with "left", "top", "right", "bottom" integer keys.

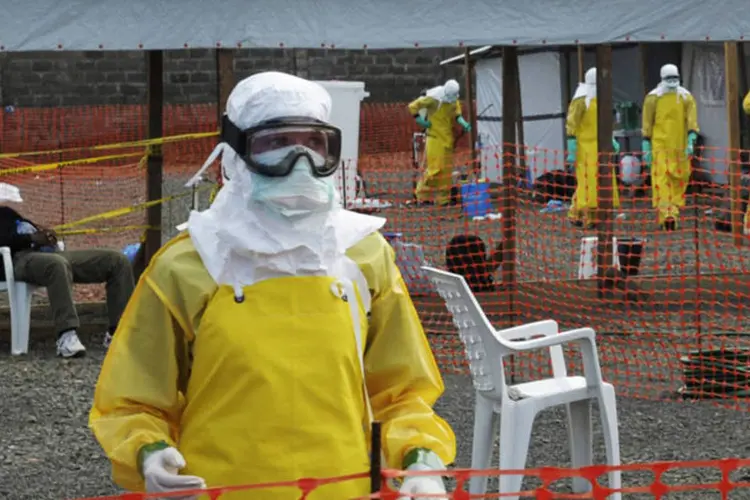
[{"left": 221, "top": 115, "right": 342, "bottom": 178}]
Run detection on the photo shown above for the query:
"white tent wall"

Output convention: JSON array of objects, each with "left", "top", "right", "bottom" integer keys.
[
  {"left": 475, "top": 50, "right": 566, "bottom": 183},
  {"left": 682, "top": 43, "right": 729, "bottom": 183}
]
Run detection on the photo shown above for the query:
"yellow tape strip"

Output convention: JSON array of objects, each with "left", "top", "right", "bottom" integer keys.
[
  {"left": 0, "top": 152, "right": 144, "bottom": 176},
  {"left": 0, "top": 131, "right": 219, "bottom": 160},
  {"left": 56, "top": 225, "right": 158, "bottom": 236},
  {"left": 53, "top": 184, "right": 213, "bottom": 231}
]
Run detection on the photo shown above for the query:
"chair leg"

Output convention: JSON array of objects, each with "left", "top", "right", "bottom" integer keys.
[
  {"left": 567, "top": 400, "right": 593, "bottom": 493},
  {"left": 599, "top": 385, "right": 621, "bottom": 499},
  {"left": 498, "top": 405, "right": 535, "bottom": 500},
  {"left": 11, "top": 284, "right": 32, "bottom": 355},
  {"left": 469, "top": 394, "right": 497, "bottom": 495}
]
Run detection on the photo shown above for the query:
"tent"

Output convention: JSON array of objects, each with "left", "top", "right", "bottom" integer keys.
[
  {"left": 442, "top": 43, "right": 750, "bottom": 184},
  {"left": 0, "top": 0, "right": 748, "bottom": 51}
]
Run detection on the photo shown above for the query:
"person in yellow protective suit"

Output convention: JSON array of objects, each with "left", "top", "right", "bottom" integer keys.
[
  {"left": 565, "top": 67, "right": 621, "bottom": 228},
  {"left": 642, "top": 63, "right": 699, "bottom": 231},
  {"left": 89, "top": 71, "right": 456, "bottom": 500},
  {"left": 408, "top": 79, "right": 471, "bottom": 206}
]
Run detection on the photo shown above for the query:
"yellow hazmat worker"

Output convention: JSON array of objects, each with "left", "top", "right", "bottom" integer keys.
[
  {"left": 90, "top": 72, "right": 455, "bottom": 500},
  {"left": 744, "top": 90, "right": 750, "bottom": 116},
  {"left": 408, "top": 79, "right": 471, "bottom": 206},
  {"left": 565, "top": 67, "right": 620, "bottom": 228},
  {"left": 642, "top": 63, "right": 699, "bottom": 231}
]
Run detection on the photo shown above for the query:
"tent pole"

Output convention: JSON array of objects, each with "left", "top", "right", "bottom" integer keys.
[
  {"left": 577, "top": 45, "right": 585, "bottom": 82},
  {"left": 464, "top": 47, "right": 478, "bottom": 175},
  {"left": 595, "top": 44, "right": 615, "bottom": 297},
  {"left": 724, "top": 42, "right": 743, "bottom": 246}
]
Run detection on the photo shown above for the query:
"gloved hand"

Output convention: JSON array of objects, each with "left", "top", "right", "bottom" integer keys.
[
  {"left": 415, "top": 116, "right": 432, "bottom": 129},
  {"left": 141, "top": 446, "right": 206, "bottom": 500},
  {"left": 566, "top": 137, "right": 577, "bottom": 165},
  {"left": 686, "top": 131, "right": 698, "bottom": 156},
  {"left": 641, "top": 139, "right": 652, "bottom": 168},
  {"left": 398, "top": 463, "right": 448, "bottom": 500},
  {"left": 397, "top": 449, "right": 448, "bottom": 500},
  {"left": 611, "top": 137, "right": 621, "bottom": 155},
  {"left": 457, "top": 116, "right": 471, "bottom": 132}
]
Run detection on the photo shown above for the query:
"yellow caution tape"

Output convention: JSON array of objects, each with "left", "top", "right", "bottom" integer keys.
[
  {"left": 56, "top": 225, "right": 158, "bottom": 236},
  {"left": 0, "top": 131, "right": 219, "bottom": 160},
  {"left": 53, "top": 184, "right": 213, "bottom": 231},
  {"left": 0, "top": 152, "right": 144, "bottom": 176}
]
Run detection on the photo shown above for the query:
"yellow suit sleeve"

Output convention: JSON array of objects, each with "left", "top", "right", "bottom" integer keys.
[
  {"left": 744, "top": 90, "right": 750, "bottom": 116},
  {"left": 641, "top": 94, "right": 657, "bottom": 139},
  {"left": 348, "top": 233, "right": 457, "bottom": 469},
  {"left": 685, "top": 93, "right": 699, "bottom": 133},
  {"left": 407, "top": 95, "right": 434, "bottom": 116},
  {"left": 565, "top": 97, "right": 585, "bottom": 137},
  {"left": 89, "top": 278, "right": 187, "bottom": 491},
  {"left": 89, "top": 235, "right": 212, "bottom": 492},
  {"left": 455, "top": 100, "right": 463, "bottom": 116}
]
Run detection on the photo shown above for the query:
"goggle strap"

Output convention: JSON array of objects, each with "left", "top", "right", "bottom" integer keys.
[{"left": 221, "top": 115, "right": 247, "bottom": 156}]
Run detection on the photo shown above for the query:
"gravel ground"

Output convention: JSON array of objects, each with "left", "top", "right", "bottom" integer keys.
[{"left": 2, "top": 335, "right": 750, "bottom": 500}]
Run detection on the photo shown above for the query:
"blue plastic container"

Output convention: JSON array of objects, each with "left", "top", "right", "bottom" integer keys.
[
  {"left": 460, "top": 181, "right": 492, "bottom": 218},
  {"left": 381, "top": 232, "right": 403, "bottom": 243},
  {"left": 122, "top": 243, "right": 141, "bottom": 263}
]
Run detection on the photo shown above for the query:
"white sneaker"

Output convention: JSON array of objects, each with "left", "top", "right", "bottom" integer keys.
[
  {"left": 103, "top": 332, "right": 113, "bottom": 348},
  {"left": 56, "top": 330, "right": 86, "bottom": 358}
]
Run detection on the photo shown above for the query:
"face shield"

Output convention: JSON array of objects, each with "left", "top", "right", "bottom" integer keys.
[
  {"left": 662, "top": 75, "right": 680, "bottom": 89},
  {"left": 660, "top": 64, "right": 680, "bottom": 90},
  {"left": 221, "top": 115, "right": 342, "bottom": 179}
]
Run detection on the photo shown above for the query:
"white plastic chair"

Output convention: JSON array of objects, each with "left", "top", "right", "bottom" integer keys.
[
  {"left": 0, "top": 246, "right": 39, "bottom": 355},
  {"left": 422, "top": 266, "right": 621, "bottom": 499}
]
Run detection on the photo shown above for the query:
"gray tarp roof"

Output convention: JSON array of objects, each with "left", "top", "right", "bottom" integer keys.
[{"left": 0, "top": 0, "right": 747, "bottom": 52}]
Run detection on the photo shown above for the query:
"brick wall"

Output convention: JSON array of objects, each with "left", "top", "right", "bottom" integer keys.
[{"left": 0, "top": 48, "right": 466, "bottom": 107}]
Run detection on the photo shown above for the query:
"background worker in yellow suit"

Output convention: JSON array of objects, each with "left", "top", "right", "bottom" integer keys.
[
  {"left": 641, "top": 63, "right": 699, "bottom": 231},
  {"left": 89, "top": 71, "right": 456, "bottom": 500},
  {"left": 565, "top": 67, "right": 621, "bottom": 228},
  {"left": 408, "top": 79, "right": 471, "bottom": 206}
]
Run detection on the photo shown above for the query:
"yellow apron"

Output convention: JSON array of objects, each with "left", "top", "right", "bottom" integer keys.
[{"left": 179, "top": 261, "right": 374, "bottom": 499}]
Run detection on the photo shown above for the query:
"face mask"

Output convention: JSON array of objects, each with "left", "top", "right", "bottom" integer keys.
[
  {"left": 662, "top": 77, "right": 679, "bottom": 90},
  {"left": 444, "top": 93, "right": 458, "bottom": 103},
  {"left": 247, "top": 148, "right": 335, "bottom": 218}
]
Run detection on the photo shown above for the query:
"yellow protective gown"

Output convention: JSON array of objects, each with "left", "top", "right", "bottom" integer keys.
[
  {"left": 408, "top": 96, "right": 462, "bottom": 205},
  {"left": 642, "top": 87, "right": 699, "bottom": 227},
  {"left": 565, "top": 96, "right": 620, "bottom": 226},
  {"left": 743, "top": 90, "right": 750, "bottom": 116},
  {"left": 89, "top": 231, "right": 455, "bottom": 499}
]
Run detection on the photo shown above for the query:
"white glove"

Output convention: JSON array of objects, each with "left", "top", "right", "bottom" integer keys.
[
  {"left": 142, "top": 447, "right": 206, "bottom": 500},
  {"left": 397, "top": 463, "right": 448, "bottom": 500}
]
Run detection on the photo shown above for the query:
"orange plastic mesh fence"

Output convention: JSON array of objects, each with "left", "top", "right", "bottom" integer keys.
[
  {"left": 3, "top": 102, "right": 750, "bottom": 404},
  {"left": 71, "top": 459, "right": 750, "bottom": 499}
]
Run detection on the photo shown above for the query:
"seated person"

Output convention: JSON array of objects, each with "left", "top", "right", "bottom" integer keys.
[
  {"left": 445, "top": 234, "right": 503, "bottom": 292},
  {"left": 0, "top": 201, "right": 135, "bottom": 357}
]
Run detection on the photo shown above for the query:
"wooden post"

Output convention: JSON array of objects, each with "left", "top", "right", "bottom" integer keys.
[
  {"left": 724, "top": 42, "right": 743, "bottom": 246},
  {"left": 577, "top": 45, "right": 585, "bottom": 82},
  {"left": 739, "top": 43, "right": 749, "bottom": 150},
  {"left": 216, "top": 49, "right": 235, "bottom": 119},
  {"left": 142, "top": 50, "right": 164, "bottom": 272},
  {"left": 595, "top": 45, "right": 615, "bottom": 295},
  {"left": 501, "top": 46, "right": 519, "bottom": 319},
  {"left": 638, "top": 43, "right": 649, "bottom": 98},
  {"left": 464, "top": 47, "right": 478, "bottom": 174},
  {"left": 514, "top": 62, "right": 526, "bottom": 180}
]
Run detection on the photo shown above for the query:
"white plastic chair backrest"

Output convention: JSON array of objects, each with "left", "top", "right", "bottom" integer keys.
[
  {"left": 0, "top": 246, "right": 16, "bottom": 292},
  {"left": 423, "top": 266, "right": 568, "bottom": 400}
]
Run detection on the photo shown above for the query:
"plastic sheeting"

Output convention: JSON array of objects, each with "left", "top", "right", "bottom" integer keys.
[
  {"left": 475, "top": 52, "right": 566, "bottom": 183},
  {"left": 0, "top": 0, "right": 748, "bottom": 52}
]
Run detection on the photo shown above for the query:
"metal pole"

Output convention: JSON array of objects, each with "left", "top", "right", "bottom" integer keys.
[{"left": 370, "top": 421, "right": 382, "bottom": 495}]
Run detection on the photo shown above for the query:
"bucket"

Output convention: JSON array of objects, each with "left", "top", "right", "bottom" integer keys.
[
  {"left": 460, "top": 181, "right": 492, "bottom": 218},
  {"left": 616, "top": 237, "right": 644, "bottom": 277}
]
